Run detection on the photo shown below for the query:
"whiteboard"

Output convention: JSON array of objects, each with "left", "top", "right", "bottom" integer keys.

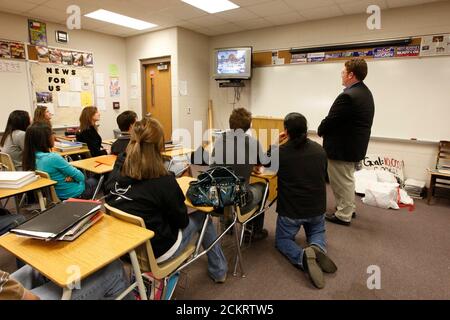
[
  {"left": 0, "top": 59, "right": 32, "bottom": 131},
  {"left": 250, "top": 56, "right": 450, "bottom": 141}
]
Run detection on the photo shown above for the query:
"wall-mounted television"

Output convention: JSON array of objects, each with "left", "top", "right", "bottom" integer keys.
[{"left": 213, "top": 47, "right": 252, "bottom": 80}]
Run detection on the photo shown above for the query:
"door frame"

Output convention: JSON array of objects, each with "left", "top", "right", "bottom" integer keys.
[{"left": 139, "top": 56, "right": 172, "bottom": 119}]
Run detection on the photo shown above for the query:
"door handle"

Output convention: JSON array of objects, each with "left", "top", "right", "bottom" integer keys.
[{"left": 151, "top": 78, "right": 155, "bottom": 106}]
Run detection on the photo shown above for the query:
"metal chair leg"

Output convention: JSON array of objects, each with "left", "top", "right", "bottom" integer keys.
[{"left": 232, "top": 222, "right": 246, "bottom": 277}]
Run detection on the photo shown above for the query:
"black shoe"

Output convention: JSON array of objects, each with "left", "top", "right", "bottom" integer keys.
[
  {"left": 302, "top": 247, "right": 324, "bottom": 289},
  {"left": 243, "top": 228, "right": 268, "bottom": 243},
  {"left": 309, "top": 245, "right": 337, "bottom": 274},
  {"left": 325, "top": 213, "right": 351, "bottom": 226},
  {"left": 335, "top": 207, "right": 356, "bottom": 219}
]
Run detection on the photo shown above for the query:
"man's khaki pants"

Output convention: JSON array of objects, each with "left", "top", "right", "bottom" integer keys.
[{"left": 327, "top": 159, "right": 356, "bottom": 222}]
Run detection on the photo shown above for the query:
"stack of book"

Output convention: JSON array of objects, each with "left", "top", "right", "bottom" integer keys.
[
  {"left": 404, "top": 178, "right": 426, "bottom": 199},
  {"left": 164, "top": 143, "right": 183, "bottom": 151},
  {"left": 10, "top": 200, "right": 102, "bottom": 241},
  {"left": 0, "top": 171, "right": 38, "bottom": 189},
  {"left": 437, "top": 164, "right": 450, "bottom": 175},
  {"left": 54, "top": 141, "right": 84, "bottom": 152}
]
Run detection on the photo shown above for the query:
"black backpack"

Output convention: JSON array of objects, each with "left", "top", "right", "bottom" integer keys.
[{"left": 0, "top": 208, "right": 26, "bottom": 236}]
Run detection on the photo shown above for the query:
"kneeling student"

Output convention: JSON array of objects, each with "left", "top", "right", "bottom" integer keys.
[{"left": 272, "top": 113, "right": 337, "bottom": 289}]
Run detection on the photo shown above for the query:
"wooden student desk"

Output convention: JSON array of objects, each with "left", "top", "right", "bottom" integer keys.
[
  {"left": 52, "top": 146, "right": 91, "bottom": 158},
  {"left": 162, "top": 148, "right": 194, "bottom": 159},
  {"left": 70, "top": 155, "right": 117, "bottom": 199},
  {"left": 102, "top": 139, "right": 117, "bottom": 146},
  {"left": 0, "top": 177, "right": 57, "bottom": 212},
  {"left": 250, "top": 170, "right": 278, "bottom": 204},
  {"left": 0, "top": 214, "right": 154, "bottom": 300}
]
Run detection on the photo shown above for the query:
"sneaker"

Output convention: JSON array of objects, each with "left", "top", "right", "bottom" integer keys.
[
  {"left": 209, "top": 273, "right": 227, "bottom": 284},
  {"left": 309, "top": 245, "right": 337, "bottom": 274},
  {"left": 302, "top": 247, "right": 324, "bottom": 289}
]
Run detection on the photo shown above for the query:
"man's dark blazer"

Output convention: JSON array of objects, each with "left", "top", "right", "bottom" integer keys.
[{"left": 318, "top": 81, "right": 375, "bottom": 162}]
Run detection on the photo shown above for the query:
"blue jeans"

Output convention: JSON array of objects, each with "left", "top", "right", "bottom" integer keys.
[
  {"left": 172, "top": 211, "right": 228, "bottom": 281},
  {"left": 275, "top": 214, "right": 327, "bottom": 269},
  {"left": 11, "top": 260, "right": 130, "bottom": 300}
]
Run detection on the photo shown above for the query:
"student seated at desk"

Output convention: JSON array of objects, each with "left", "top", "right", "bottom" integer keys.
[
  {"left": 76, "top": 106, "right": 107, "bottom": 157},
  {"left": 0, "top": 110, "right": 31, "bottom": 170},
  {"left": 33, "top": 105, "right": 53, "bottom": 128},
  {"left": 0, "top": 260, "right": 130, "bottom": 300},
  {"left": 111, "top": 110, "right": 137, "bottom": 155},
  {"left": 22, "top": 123, "right": 97, "bottom": 200},
  {"left": 106, "top": 118, "right": 228, "bottom": 283},
  {"left": 211, "top": 108, "right": 267, "bottom": 242},
  {"left": 269, "top": 113, "right": 337, "bottom": 289}
]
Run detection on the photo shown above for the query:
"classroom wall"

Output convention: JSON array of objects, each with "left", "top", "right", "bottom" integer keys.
[
  {"left": 125, "top": 27, "right": 210, "bottom": 140},
  {"left": 0, "top": 11, "right": 128, "bottom": 140},
  {"left": 209, "top": 1, "right": 450, "bottom": 183}
]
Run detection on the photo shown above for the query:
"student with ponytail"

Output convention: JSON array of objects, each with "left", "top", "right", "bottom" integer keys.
[
  {"left": 106, "top": 118, "right": 228, "bottom": 283},
  {"left": 273, "top": 112, "right": 337, "bottom": 289}
]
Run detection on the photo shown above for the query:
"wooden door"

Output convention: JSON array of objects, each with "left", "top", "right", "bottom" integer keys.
[{"left": 145, "top": 63, "right": 172, "bottom": 141}]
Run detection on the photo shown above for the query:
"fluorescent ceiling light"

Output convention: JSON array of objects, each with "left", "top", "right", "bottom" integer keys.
[
  {"left": 84, "top": 9, "right": 157, "bottom": 30},
  {"left": 182, "top": 0, "right": 239, "bottom": 14}
]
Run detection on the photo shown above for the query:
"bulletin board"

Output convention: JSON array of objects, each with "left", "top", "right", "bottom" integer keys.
[{"left": 30, "top": 62, "right": 94, "bottom": 127}]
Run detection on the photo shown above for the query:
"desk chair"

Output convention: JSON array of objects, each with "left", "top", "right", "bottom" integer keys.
[
  {"left": 427, "top": 140, "right": 450, "bottom": 204},
  {"left": 0, "top": 152, "right": 27, "bottom": 211},
  {"left": 0, "top": 152, "right": 16, "bottom": 171},
  {"left": 231, "top": 181, "right": 270, "bottom": 277},
  {"left": 104, "top": 203, "right": 196, "bottom": 300},
  {"left": 35, "top": 171, "right": 60, "bottom": 206}
]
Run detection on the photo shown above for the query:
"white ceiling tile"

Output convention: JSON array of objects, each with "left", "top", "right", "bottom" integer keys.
[
  {"left": 26, "top": 5, "right": 67, "bottom": 23},
  {"left": 265, "top": 11, "right": 306, "bottom": 25},
  {"left": 284, "top": 0, "right": 336, "bottom": 10},
  {"left": 231, "top": 0, "right": 275, "bottom": 7},
  {"left": 338, "top": 0, "right": 388, "bottom": 15},
  {"left": 0, "top": 0, "right": 38, "bottom": 14},
  {"left": 158, "top": 3, "right": 207, "bottom": 20},
  {"left": 386, "top": 0, "right": 438, "bottom": 9},
  {"left": 298, "top": 4, "right": 344, "bottom": 20},
  {"left": 216, "top": 8, "right": 259, "bottom": 22},
  {"left": 208, "top": 23, "right": 242, "bottom": 34},
  {"left": 247, "top": 0, "right": 292, "bottom": 16},
  {"left": 187, "top": 15, "right": 228, "bottom": 28},
  {"left": 234, "top": 17, "right": 273, "bottom": 29},
  {"left": 0, "top": 0, "right": 443, "bottom": 37}
]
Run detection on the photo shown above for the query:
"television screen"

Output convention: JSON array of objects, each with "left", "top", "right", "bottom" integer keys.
[{"left": 214, "top": 47, "right": 252, "bottom": 80}]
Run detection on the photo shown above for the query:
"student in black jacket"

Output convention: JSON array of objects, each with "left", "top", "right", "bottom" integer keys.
[
  {"left": 274, "top": 113, "right": 337, "bottom": 289},
  {"left": 111, "top": 111, "right": 137, "bottom": 155},
  {"left": 76, "top": 106, "right": 107, "bottom": 157},
  {"left": 106, "top": 118, "right": 228, "bottom": 283},
  {"left": 318, "top": 58, "right": 375, "bottom": 226}
]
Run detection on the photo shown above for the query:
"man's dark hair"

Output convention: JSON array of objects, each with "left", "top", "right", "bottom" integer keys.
[
  {"left": 229, "top": 108, "right": 252, "bottom": 132},
  {"left": 117, "top": 111, "right": 137, "bottom": 132},
  {"left": 284, "top": 112, "right": 308, "bottom": 149},
  {"left": 345, "top": 58, "right": 368, "bottom": 81}
]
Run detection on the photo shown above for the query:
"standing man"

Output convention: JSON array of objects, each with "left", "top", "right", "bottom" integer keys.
[{"left": 318, "top": 58, "right": 375, "bottom": 226}]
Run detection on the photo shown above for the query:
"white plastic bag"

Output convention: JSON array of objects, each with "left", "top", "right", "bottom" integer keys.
[
  {"left": 362, "top": 182, "right": 400, "bottom": 209},
  {"left": 354, "top": 169, "right": 378, "bottom": 194}
]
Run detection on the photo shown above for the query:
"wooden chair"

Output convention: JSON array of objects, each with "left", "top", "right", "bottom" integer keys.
[
  {"left": 231, "top": 181, "right": 270, "bottom": 277},
  {"left": 35, "top": 171, "right": 60, "bottom": 206},
  {"left": 0, "top": 152, "right": 25, "bottom": 211},
  {"left": 0, "top": 152, "right": 16, "bottom": 171},
  {"left": 427, "top": 140, "right": 450, "bottom": 204},
  {"left": 104, "top": 203, "right": 196, "bottom": 300}
]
